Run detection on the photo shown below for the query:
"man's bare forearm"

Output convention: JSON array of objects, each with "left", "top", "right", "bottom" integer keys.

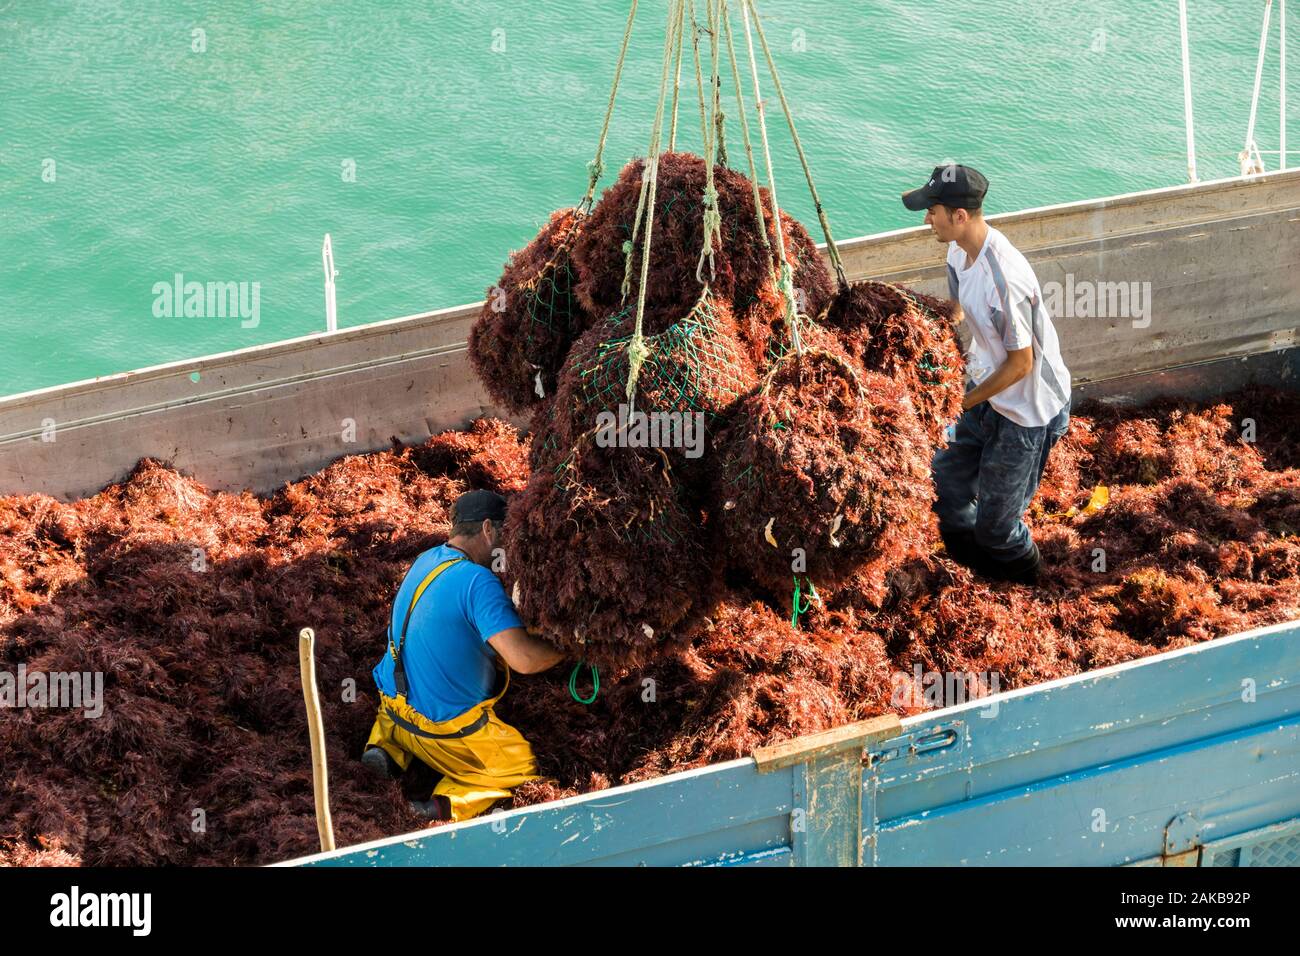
[{"left": 962, "top": 348, "right": 1032, "bottom": 411}]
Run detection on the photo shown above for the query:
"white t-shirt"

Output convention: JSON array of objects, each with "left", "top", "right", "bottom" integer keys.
[{"left": 946, "top": 226, "right": 1071, "bottom": 428}]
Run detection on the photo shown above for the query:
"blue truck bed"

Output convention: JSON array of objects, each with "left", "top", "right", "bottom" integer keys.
[{"left": 288, "top": 619, "right": 1300, "bottom": 867}]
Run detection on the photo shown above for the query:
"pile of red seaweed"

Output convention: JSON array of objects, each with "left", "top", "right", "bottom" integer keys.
[
  {"left": 1, "top": 386, "right": 1297, "bottom": 865},
  {"left": 713, "top": 328, "right": 936, "bottom": 601},
  {"left": 569, "top": 152, "right": 834, "bottom": 339},
  {"left": 472, "top": 154, "right": 966, "bottom": 661}
]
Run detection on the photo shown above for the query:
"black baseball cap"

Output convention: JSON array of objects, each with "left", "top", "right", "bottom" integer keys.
[
  {"left": 452, "top": 489, "right": 508, "bottom": 524},
  {"left": 901, "top": 164, "right": 989, "bottom": 211}
]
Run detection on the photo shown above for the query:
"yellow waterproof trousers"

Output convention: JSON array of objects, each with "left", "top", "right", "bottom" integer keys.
[{"left": 366, "top": 668, "right": 539, "bottom": 822}]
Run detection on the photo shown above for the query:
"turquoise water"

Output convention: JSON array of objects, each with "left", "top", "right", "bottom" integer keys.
[{"left": 0, "top": 0, "right": 1290, "bottom": 397}]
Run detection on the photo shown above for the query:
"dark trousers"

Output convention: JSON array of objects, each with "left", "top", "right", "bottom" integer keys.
[{"left": 931, "top": 401, "right": 1070, "bottom": 564}]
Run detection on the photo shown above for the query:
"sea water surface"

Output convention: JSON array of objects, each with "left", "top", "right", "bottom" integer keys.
[{"left": 0, "top": 0, "right": 1290, "bottom": 396}]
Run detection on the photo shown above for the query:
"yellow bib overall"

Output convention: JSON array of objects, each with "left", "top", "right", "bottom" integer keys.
[{"left": 366, "top": 556, "right": 540, "bottom": 821}]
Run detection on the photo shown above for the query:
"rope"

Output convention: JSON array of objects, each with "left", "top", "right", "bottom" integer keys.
[
  {"left": 738, "top": 0, "right": 802, "bottom": 354},
  {"left": 689, "top": 0, "right": 710, "bottom": 152},
  {"left": 569, "top": 659, "right": 600, "bottom": 704},
  {"left": 620, "top": 163, "right": 652, "bottom": 303},
  {"left": 625, "top": 0, "right": 685, "bottom": 402},
  {"left": 668, "top": 0, "right": 686, "bottom": 151},
  {"left": 695, "top": 0, "right": 723, "bottom": 284},
  {"left": 791, "top": 575, "right": 819, "bottom": 628},
  {"left": 744, "top": 0, "right": 847, "bottom": 290},
  {"left": 720, "top": 0, "right": 771, "bottom": 261},
  {"left": 709, "top": 0, "right": 728, "bottom": 168},
  {"left": 580, "top": 0, "right": 640, "bottom": 214}
]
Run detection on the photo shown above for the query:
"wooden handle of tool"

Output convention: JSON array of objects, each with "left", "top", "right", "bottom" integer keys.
[{"left": 298, "top": 627, "right": 336, "bottom": 852}]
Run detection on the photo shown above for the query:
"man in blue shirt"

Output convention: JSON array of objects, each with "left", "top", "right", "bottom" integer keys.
[{"left": 364, "top": 489, "right": 562, "bottom": 822}]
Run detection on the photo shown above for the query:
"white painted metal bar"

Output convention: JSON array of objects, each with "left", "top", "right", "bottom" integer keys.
[
  {"left": 1245, "top": 0, "right": 1275, "bottom": 175},
  {"left": 322, "top": 233, "right": 338, "bottom": 333},
  {"left": 1179, "top": 0, "right": 1199, "bottom": 182}
]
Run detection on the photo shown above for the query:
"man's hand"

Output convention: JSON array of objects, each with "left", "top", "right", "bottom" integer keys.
[
  {"left": 488, "top": 627, "right": 564, "bottom": 674},
  {"left": 962, "top": 346, "right": 1032, "bottom": 411}
]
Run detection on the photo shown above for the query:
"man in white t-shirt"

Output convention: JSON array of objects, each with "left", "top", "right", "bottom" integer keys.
[{"left": 901, "top": 164, "right": 1072, "bottom": 584}]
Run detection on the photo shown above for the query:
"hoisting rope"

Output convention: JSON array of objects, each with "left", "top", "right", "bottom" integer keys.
[
  {"left": 624, "top": 0, "right": 685, "bottom": 402},
  {"left": 696, "top": 0, "right": 724, "bottom": 284},
  {"left": 743, "top": 0, "right": 848, "bottom": 291},
  {"left": 689, "top": 0, "right": 711, "bottom": 154},
  {"left": 580, "top": 0, "right": 641, "bottom": 215},
  {"left": 720, "top": 0, "right": 772, "bottom": 265},
  {"left": 738, "top": 0, "right": 802, "bottom": 354},
  {"left": 621, "top": 2, "right": 680, "bottom": 305},
  {"left": 668, "top": 0, "right": 686, "bottom": 151},
  {"left": 709, "top": 0, "right": 729, "bottom": 169}
]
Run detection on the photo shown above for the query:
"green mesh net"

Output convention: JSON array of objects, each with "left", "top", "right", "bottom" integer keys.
[
  {"left": 568, "top": 288, "right": 752, "bottom": 426},
  {"left": 549, "top": 437, "right": 692, "bottom": 545},
  {"left": 520, "top": 234, "right": 582, "bottom": 356}
]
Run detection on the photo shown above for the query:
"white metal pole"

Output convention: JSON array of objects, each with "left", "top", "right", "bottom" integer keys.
[
  {"left": 322, "top": 233, "right": 338, "bottom": 333},
  {"left": 1283, "top": 0, "right": 1288, "bottom": 168},
  {"left": 1178, "top": 0, "right": 1199, "bottom": 182},
  {"left": 1246, "top": 0, "right": 1274, "bottom": 172}
]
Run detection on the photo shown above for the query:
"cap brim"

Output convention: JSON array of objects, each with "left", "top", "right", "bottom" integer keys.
[{"left": 901, "top": 185, "right": 936, "bottom": 211}]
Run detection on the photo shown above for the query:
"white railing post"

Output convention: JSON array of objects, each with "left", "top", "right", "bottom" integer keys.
[
  {"left": 1178, "top": 0, "right": 1199, "bottom": 182},
  {"left": 1244, "top": 0, "right": 1274, "bottom": 175},
  {"left": 1282, "top": 0, "right": 1288, "bottom": 169},
  {"left": 322, "top": 234, "right": 338, "bottom": 333}
]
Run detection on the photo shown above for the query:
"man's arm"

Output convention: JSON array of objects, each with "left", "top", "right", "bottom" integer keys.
[
  {"left": 962, "top": 345, "right": 1032, "bottom": 411},
  {"left": 963, "top": 283, "right": 1038, "bottom": 410},
  {"left": 487, "top": 628, "right": 563, "bottom": 674},
  {"left": 466, "top": 570, "right": 563, "bottom": 674},
  {"left": 945, "top": 263, "right": 964, "bottom": 327}
]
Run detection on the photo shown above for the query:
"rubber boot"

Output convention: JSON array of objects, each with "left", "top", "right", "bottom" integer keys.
[
  {"left": 361, "top": 746, "right": 401, "bottom": 780},
  {"left": 986, "top": 541, "right": 1042, "bottom": 585},
  {"left": 409, "top": 795, "right": 452, "bottom": 822},
  {"left": 940, "top": 527, "right": 983, "bottom": 571}
]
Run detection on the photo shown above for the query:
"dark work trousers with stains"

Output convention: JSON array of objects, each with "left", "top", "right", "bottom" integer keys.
[{"left": 931, "top": 399, "right": 1071, "bottom": 566}]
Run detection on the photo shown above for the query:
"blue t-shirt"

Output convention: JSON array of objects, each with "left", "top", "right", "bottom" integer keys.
[{"left": 372, "top": 544, "right": 523, "bottom": 722}]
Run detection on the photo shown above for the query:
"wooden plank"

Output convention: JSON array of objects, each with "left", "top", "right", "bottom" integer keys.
[{"left": 753, "top": 715, "right": 900, "bottom": 773}]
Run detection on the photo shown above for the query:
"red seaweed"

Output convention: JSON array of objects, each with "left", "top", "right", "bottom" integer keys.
[
  {"left": 0, "top": 389, "right": 1297, "bottom": 864},
  {"left": 468, "top": 208, "right": 594, "bottom": 414}
]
